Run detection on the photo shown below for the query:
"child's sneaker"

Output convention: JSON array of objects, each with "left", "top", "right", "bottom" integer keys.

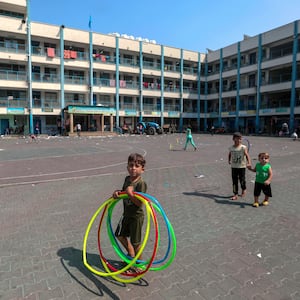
[
  {"left": 252, "top": 202, "right": 259, "bottom": 208},
  {"left": 262, "top": 200, "right": 269, "bottom": 206}
]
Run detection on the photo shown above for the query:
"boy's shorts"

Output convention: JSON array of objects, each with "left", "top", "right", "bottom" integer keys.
[
  {"left": 117, "top": 215, "right": 144, "bottom": 246},
  {"left": 254, "top": 182, "right": 272, "bottom": 197}
]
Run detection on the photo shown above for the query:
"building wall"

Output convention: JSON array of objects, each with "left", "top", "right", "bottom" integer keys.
[{"left": 0, "top": 0, "right": 299, "bottom": 136}]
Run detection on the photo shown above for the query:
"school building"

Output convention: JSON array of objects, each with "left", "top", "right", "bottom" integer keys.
[{"left": 0, "top": 0, "right": 299, "bottom": 135}]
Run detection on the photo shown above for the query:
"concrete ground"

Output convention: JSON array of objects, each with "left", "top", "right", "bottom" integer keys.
[{"left": 0, "top": 133, "right": 299, "bottom": 300}]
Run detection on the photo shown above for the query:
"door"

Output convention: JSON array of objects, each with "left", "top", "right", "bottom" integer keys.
[{"left": 1, "top": 119, "right": 9, "bottom": 135}]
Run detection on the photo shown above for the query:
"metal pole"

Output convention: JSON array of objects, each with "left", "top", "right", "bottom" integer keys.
[
  {"left": 179, "top": 49, "right": 183, "bottom": 132},
  {"left": 197, "top": 52, "right": 201, "bottom": 132},
  {"left": 89, "top": 29, "right": 93, "bottom": 105},
  {"left": 255, "top": 34, "right": 262, "bottom": 134},
  {"left": 60, "top": 25, "right": 65, "bottom": 134},
  {"left": 139, "top": 41, "right": 143, "bottom": 122},
  {"left": 160, "top": 45, "right": 164, "bottom": 126},
  {"left": 115, "top": 37, "right": 120, "bottom": 128},
  {"left": 26, "top": 0, "right": 33, "bottom": 134},
  {"left": 218, "top": 48, "right": 223, "bottom": 128},
  {"left": 290, "top": 20, "right": 298, "bottom": 132}
]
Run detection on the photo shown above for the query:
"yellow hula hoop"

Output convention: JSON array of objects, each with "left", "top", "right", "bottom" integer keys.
[
  {"left": 100, "top": 194, "right": 159, "bottom": 283},
  {"left": 82, "top": 194, "right": 154, "bottom": 282}
]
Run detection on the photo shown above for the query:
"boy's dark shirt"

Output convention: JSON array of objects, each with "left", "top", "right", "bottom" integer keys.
[{"left": 122, "top": 176, "right": 147, "bottom": 217}]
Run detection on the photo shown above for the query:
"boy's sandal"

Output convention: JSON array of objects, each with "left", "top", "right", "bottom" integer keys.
[
  {"left": 252, "top": 202, "right": 259, "bottom": 207},
  {"left": 124, "top": 266, "right": 143, "bottom": 274},
  {"left": 230, "top": 195, "right": 238, "bottom": 200},
  {"left": 124, "top": 268, "right": 135, "bottom": 274},
  {"left": 262, "top": 200, "right": 269, "bottom": 206}
]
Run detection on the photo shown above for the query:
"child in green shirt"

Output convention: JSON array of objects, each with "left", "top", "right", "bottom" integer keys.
[
  {"left": 184, "top": 127, "right": 197, "bottom": 151},
  {"left": 248, "top": 152, "right": 273, "bottom": 207}
]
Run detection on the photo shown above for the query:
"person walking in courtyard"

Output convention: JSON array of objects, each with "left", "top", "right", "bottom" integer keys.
[
  {"left": 76, "top": 123, "right": 81, "bottom": 137},
  {"left": 35, "top": 122, "right": 40, "bottom": 135},
  {"left": 228, "top": 132, "right": 251, "bottom": 200},
  {"left": 247, "top": 152, "right": 273, "bottom": 207},
  {"left": 184, "top": 126, "right": 197, "bottom": 151},
  {"left": 112, "top": 153, "right": 147, "bottom": 272}
]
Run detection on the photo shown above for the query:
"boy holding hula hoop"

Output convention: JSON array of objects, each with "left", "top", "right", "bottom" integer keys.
[{"left": 112, "top": 153, "right": 147, "bottom": 272}]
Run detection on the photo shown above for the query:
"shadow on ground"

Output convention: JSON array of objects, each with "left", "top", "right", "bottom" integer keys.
[
  {"left": 57, "top": 247, "right": 148, "bottom": 299},
  {"left": 183, "top": 190, "right": 252, "bottom": 208}
]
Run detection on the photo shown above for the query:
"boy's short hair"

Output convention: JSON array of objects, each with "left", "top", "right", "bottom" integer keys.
[
  {"left": 233, "top": 132, "right": 242, "bottom": 138},
  {"left": 128, "top": 153, "right": 146, "bottom": 167},
  {"left": 258, "top": 152, "right": 270, "bottom": 159}
]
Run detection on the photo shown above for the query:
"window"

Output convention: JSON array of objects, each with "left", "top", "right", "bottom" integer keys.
[
  {"left": 0, "top": 9, "right": 24, "bottom": 19},
  {"left": 31, "top": 41, "right": 41, "bottom": 54},
  {"left": 231, "top": 58, "right": 237, "bottom": 67},
  {"left": 230, "top": 81, "right": 237, "bottom": 90},
  {"left": 249, "top": 74, "right": 256, "bottom": 87},
  {"left": 249, "top": 52, "right": 256, "bottom": 64},
  {"left": 123, "top": 96, "right": 133, "bottom": 109}
]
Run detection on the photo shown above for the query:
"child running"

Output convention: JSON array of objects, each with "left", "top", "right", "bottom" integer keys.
[
  {"left": 184, "top": 126, "right": 197, "bottom": 151},
  {"left": 112, "top": 153, "right": 147, "bottom": 272},
  {"left": 248, "top": 152, "right": 273, "bottom": 207},
  {"left": 228, "top": 132, "right": 251, "bottom": 200}
]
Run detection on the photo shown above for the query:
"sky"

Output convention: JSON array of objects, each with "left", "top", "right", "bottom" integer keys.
[{"left": 30, "top": 0, "right": 299, "bottom": 53}]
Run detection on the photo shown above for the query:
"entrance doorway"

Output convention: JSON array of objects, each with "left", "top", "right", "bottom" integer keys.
[{"left": 1, "top": 119, "right": 9, "bottom": 135}]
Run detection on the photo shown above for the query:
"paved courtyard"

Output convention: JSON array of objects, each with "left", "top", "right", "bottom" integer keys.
[{"left": 0, "top": 133, "right": 300, "bottom": 300}]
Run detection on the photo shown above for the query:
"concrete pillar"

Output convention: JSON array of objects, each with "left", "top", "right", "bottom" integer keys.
[
  {"left": 110, "top": 114, "right": 113, "bottom": 132},
  {"left": 70, "top": 113, "right": 74, "bottom": 133},
  {"left": 101, "top": 114, "right": 104, "bottom": 132}
]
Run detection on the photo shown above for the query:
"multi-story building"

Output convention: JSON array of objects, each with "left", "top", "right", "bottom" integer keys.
[
  {"left": 204, "top": 22, "right": 300, "bottom": 136},
  {"left": 0, "top": 0, "right": 299, "bottom": 136}
]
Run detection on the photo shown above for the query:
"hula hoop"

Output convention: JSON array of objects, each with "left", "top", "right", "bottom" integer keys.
[
  {"left": 139, "top": 192, "right": 176, "bottom": 271},
  {"left": 98, "top": 193, "right": 158, "bottom": 283},
  {"left": 83, "top": 195, "right": 153, "bottom": 279},
  {"left": 82, "top": 192, "right": 176, "bottom": 283},
  {"left": 107, "top": 192, "right": 176, "bottom": 272},
  {"left": 243, "top": 137, "right": 251, "bottom": 152},
  {"left": 106, "top": 193, "right": 169, "bottom": 268},
  {"left": 105, "top": 198, "right": 154, "bottom": 269}
]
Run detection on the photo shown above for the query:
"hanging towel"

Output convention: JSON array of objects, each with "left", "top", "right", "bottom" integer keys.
[
  {"left": 70, "top": 51, "right": 77, "bottom": 59},
  {"left": 47, "top": 48, "right": 55, "bottom": 57},
  {"left": 64, "top": 50, "right": 71, "bottom": 59},
  {"left": 120, "top": 80, "right": 126, "bottom": 88}
]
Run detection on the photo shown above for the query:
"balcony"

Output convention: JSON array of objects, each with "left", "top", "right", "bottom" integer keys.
[
  {"left": 64, "top": 75, "right": 86, "bottom": 85},
  {"left": 0, "top": 70, "right": 26, "bottom": 81},
  {"left": 32, "top": 72, "right": 59, "bottom": 83},
  {"left": 163, "top": 104, "right": 180, "bottom": 113},
  {"left": 0, "top": 97, "right": 26, "bottom": 108},
  {"left": 0, "top": 41, "right": 26, "bottom": 54}
]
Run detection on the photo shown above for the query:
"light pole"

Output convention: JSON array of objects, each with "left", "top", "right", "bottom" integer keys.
[{"left": 26, "top": 0, "right": 33, "bottom": 134}]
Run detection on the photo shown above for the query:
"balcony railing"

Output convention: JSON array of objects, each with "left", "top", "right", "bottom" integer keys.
[
  {"left": 0, "top": 41, "right": 26, "bottom": 53},
  {"left": 65, "top": 99, "right": 86, "bottom": 106},
  {"left": 0, "top": 97, "right": 27, "bottom": 107},
  {"left": 163, "top": 104, "right": 180, "bottom": 112},
  {"left": 183, "top": 66, "right": 198, "bottom": 75},
  {"left": 120, "top": 104, "right": 137, "bottom": 110},
  {"left": 164, "top": 85, "right": 180, "bottom": 93},
  {"left": 120, "top": 57, "right": 138, "bottom": 67},
  {"left": 0, "top": 70, "right": 26, "bottom": 81},
  {"left": 143, "top": 61, "right": 161, "bottom": 71},
  {"left": 64, "top": 75, "right": 86, "bottom": 85},
  {"left": 183, "top": 87, "right": 198, "bottom": 94},
  {"left": 32, "top": 72, "right": 59, "bottom": 83}
]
